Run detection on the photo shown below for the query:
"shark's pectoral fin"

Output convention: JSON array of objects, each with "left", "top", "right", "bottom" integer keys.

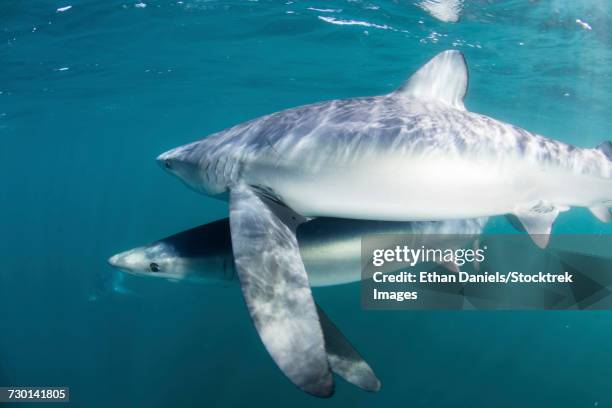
[
  {"left": 395, "top": 50, "right": 468, "bottom": 110},
  {"left": 316, "top": 304, "right": 381, "bottom": 392},
  {"left": 229, "top": 184, "right": 333, "bottom": 398},
  {"left": 511, "top": 203, "right": 569, "bottom": 248},
  {"left": 589, "top": 206, "right": 612, "bottom": 222}
]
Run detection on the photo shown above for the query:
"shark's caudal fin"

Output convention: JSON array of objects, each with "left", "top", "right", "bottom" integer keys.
[
  {"left": 229, "top": 184, "right": 334, "bottom": 398},
  {"left": 597, "top": 141, "right": 612, "bottom": 160},
  {"left": 316, "top": 304, "right": 381, "bottom": 392},
  {"left": 589, "top": 142, "right": 612, "bottom": 222},
  {"left": 395, "top": 49, "right": 468, "bottom": 110}
]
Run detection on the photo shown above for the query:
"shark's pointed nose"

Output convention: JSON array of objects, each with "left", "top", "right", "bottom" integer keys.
[
  {"left": 108, "top": 251, "right": 133, "bottom": 270},
  {"left": 156, "top": 148, "right": 182, "bottom": 171},
  {"left": 156, "top": 150, "right": 169, "bottom": 162},
  {"left": 156, "top": 152, "right": 171, "bottom": 170},
  {"left": 107, "top": 254, "right": 121, "bottom": 268}
]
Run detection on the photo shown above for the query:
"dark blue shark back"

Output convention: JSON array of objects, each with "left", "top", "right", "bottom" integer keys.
[{"left": 158, "top": 218, "right": 232, "bottom": 258}]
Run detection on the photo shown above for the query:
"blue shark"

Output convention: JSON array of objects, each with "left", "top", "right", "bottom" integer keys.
[
  {"left": 108, "top": 217, "right": 485, "bottom": 288},
  {"left": 155, "top": 50, "right": 612, "bottom": 396},
  {"left": 108, "top": 217, "right": 485, "bottom": 394}
]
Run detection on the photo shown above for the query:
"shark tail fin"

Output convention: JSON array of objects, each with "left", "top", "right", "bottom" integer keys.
[
  {"left": 589, "top": 142, "right": 612, "bottom": 222},
  {"left": 597, "top": 141, "right": 612, "bottom": 160}
]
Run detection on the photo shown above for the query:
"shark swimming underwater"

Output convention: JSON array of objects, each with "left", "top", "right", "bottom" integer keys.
[
  {"left": 156, "top": 50, "right": 612, "bottom": 396},
  {"left": 108, "top": 217, "right": 486, "bottom": 394},
  {"left": 107, "top": 217, "right": 612, "bottom": 394},
  {"left": 107, "top": 219, "right": 385, "bottom": 393},
  {"left": 108, "top": 217, "right": 486, "bottom": 287}
]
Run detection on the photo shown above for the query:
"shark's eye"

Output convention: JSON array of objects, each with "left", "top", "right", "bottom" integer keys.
[
  {"left": 164, "top": 159, "right": 172, "bottom": 169},
  {"left": 149, "top": 262, "right": 160, "bottom": 272}
]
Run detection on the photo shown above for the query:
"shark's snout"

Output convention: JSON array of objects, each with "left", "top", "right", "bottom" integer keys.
[
  {"left": 156, "top": 144, "right": 217, "bottom": 194},
  {"left": 156, "top": 149, "right": 177, "bottom": 172},
  {"left": 107, "top": 248, "right": 145, "bottom": 273},
  {"left": 107, "top": 252, "right": 127, "bottom": 270},
  {"left": 156, "top": 146, "right": 197, "bottom": 179}
]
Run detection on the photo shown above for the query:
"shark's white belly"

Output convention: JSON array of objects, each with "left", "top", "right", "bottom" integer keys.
[{"left": 262, "top": 155, "right": 610, "bottom": 221}]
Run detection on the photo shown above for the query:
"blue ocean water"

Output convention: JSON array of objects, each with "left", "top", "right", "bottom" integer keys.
[{"left": 2, "top": 1, "right": 612, "bottom": 406}]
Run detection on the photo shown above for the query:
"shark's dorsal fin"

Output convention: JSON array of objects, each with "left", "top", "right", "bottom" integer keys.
[{"left": 395, "top": 50, "right": 468, "bottom": 110}]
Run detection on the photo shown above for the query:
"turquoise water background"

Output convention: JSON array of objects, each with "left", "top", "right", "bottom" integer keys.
[{"left": 3, "top": 1, "right": 612, "bottom": 406}]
